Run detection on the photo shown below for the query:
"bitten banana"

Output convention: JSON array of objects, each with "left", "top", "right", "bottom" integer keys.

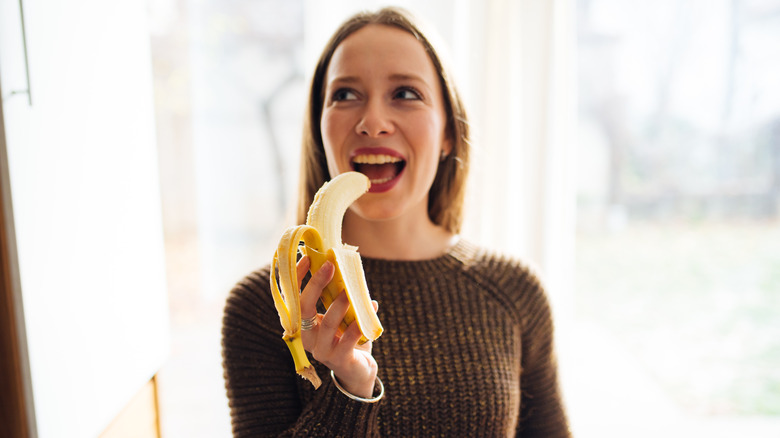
[{"left": 270, "top": 171, "right": 384, "bottom": 388}]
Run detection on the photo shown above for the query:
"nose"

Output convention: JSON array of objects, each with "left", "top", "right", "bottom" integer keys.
[{"left": 356, "top": 99, "right": 393, "bottom": 137}]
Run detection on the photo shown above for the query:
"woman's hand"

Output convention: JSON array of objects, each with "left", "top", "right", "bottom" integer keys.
[{"left": 296, "top": 255, "right": 379, "bottom": 398}]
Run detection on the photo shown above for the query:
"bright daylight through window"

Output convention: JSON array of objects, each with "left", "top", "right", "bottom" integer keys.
[
  {"left": 148, "top": 0, "right": 780, "bottom": 436},
  {"left": 574, "top": 0, "right": 780, "bottom": 434}
]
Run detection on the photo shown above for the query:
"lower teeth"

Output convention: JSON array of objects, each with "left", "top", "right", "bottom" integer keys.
[{"left": 371, "top": 176, "right": 393, "bottom": 184}]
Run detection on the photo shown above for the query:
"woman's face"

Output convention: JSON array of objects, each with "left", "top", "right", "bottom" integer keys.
[{"left": 320, "top": 24, "right": 451, "bottom": 223}]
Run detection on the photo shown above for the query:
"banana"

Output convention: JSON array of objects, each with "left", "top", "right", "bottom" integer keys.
[{"left": 270, "top": 171, "right": 384, "bottom": 388}]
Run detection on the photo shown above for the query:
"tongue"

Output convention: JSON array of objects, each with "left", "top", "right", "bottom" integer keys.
[{"left": 356, "top": 163, "right": 398, "bottom": 182}]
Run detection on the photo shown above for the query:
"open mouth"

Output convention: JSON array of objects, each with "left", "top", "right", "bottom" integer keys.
[{"left": 351, "top": 153, "right": 406, "bottom": 187}]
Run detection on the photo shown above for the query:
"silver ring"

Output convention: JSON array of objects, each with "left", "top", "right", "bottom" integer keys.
[{"left": 301, "top": 315, "right": 318, "bottom": 331}]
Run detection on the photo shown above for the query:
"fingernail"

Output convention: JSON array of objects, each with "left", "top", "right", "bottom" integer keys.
[{"left": 322, "top": 261, "right": 334, "bottom": 274}]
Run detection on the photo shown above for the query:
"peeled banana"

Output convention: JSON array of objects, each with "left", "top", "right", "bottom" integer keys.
[{"left": 270, "top": 171, "right": 384, "bottom": 388}]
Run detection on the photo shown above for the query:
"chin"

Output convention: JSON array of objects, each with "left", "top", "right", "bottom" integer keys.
[{"left": 350, "top": 204, "right": 403, "bottom": 222}]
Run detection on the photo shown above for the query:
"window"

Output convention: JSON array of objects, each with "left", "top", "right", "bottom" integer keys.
[
  {"left": 572, "top": 0, "right": 780, "bottom": 435},
  {"left": 149, "top": 0, "right": 780, "bottom": 435}
]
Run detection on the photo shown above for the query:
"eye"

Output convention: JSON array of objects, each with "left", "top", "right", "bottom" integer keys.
[
  {"left": 332, "top": 88, "right": 358, "bottom": 102},
  {"left": 393, "top": 87, "right": 422, "bottom": 100}
]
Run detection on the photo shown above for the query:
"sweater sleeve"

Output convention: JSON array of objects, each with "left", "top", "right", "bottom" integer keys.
[
  {"left": 221, "top": 267, "right": 384, "bottom": 437},
  {"left": 514, "top": 272, "right": 571, "bottom": 438}
]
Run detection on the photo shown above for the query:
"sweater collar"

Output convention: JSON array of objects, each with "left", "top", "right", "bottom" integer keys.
[{"left": 359, "top": 238, "right": 479, "bottom": 278}]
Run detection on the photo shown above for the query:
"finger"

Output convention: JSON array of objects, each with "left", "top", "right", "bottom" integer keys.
[
  {"left": 296, "top": 255, "right": 311, "bottom": 290},
  {"left": 372, "top": 300, "right": 378, "bottom": 312},
  {"left": 334, "top": 319, "right": 368, "bottom": 357},
  {"left": 300, "top": 261, "right": 334, "bottom": 319},
  {"left": 313, "top": 292, "right": 350, "bottom": 357},
  {"left": 319, "top": 291, "right": 349, "bottom": 334}
]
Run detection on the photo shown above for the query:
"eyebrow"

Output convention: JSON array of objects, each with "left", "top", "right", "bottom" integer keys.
[
  {"left": 328, "top": 73, "right": 429, "bottom": 85},
  {"left": 388, "top": 73, "right": 427, "bottom": 83}
]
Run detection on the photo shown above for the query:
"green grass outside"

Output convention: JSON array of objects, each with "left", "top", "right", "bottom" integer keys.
[{"left": 575, "top": 220, "right": 780, "bottom": 415}]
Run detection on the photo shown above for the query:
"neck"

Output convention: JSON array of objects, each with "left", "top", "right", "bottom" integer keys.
[{"left": 342, "top": 210, "right": 457, "bottom": 261}]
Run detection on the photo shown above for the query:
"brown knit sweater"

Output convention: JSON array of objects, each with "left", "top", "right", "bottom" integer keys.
[{"left": 221, "top": 239, "right": 571, "bottom": 437}]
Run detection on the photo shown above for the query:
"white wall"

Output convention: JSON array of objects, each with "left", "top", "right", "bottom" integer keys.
[{"left": 0, "top": 0, "right": 170, "bottom": 436}]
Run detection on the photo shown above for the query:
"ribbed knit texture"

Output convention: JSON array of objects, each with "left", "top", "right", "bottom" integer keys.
[{"left": 222, "top": 239, "right": 571, "bottom": 437}]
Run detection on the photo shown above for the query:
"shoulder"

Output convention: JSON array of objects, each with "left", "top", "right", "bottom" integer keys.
[
  {"left": 225, "top": 265, "right": 272, "bottom": 311},
  {"left": 222, "top": 264, "right": 280, "bottom": 336},
  {"left": 453, "top": 239, "right": 545, "bottom": 296},
  {"left": 452, "top": 239, "right": 550, "bottom": 320}
]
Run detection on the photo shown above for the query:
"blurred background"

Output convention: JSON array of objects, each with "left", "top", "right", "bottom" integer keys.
[{"left": 147, "top": 0, "right": 780, "bottom": 436}]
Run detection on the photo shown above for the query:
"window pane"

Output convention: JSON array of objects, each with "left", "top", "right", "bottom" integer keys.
[{"left": 574, "top": 0, "right": 780, "bottom": 435}]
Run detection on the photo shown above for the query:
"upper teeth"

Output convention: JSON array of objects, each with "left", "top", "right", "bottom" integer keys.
[{"left": 352, "top": 154, "right": 402, "bottom": 164}]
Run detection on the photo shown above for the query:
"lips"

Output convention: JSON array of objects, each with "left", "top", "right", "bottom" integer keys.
[{"left": 350, "top": 147, "right": 406, "bottom": 193}]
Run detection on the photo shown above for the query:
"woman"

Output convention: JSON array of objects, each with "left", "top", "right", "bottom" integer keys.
[{"left": 222, "top": 7, "right": 571, "bottom": 437}]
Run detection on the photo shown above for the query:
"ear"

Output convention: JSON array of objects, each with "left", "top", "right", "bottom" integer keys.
[{"left": 440, "top": 137, "right": 453, "bottom": 160}]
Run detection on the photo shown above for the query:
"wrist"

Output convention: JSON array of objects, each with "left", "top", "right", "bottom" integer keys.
[{"left": 330, "top": 370, "right": 384, "bottom": 403}]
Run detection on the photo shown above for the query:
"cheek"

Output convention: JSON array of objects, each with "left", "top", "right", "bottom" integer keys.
[
  {"left": 320, "top": 113, "right": 340, "bottom": 150},
  {"left": 320, "top": 111, "right": 348, "bottom": 175},
  {"left": 321, "top": 109, "right": 354, "bottom": 142},
  {"left": 320, "top": 111, "right": 337, "bottom": 146},
  {"left": 412, "top": 115, "right": 448, "bottom": 159}
]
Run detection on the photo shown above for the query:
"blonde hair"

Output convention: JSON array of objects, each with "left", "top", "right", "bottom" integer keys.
[{"left": 297, "top": 7, "right": 470, "bottom": 233}]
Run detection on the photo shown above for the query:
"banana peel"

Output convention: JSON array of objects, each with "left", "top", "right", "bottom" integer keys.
[{"left": 270, "top": 172, "right": 384, "bottom": 387}]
